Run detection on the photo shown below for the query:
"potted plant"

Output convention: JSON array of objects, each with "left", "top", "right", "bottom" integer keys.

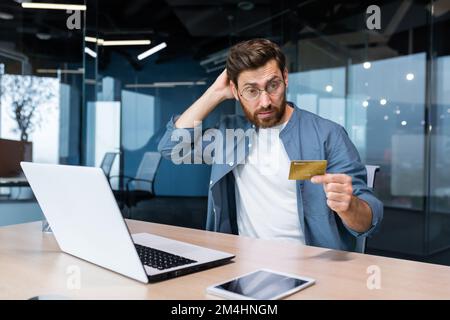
[
  {"left": 0, "top": 75, "right": 56, "bottom": 176},
  {"left": 1, "top": 75, "right": 56, "bottom": 142}
]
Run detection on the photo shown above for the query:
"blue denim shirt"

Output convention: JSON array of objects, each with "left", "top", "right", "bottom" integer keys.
[{"left": 158, "top": 103, "right": 383, "bottom": 252}]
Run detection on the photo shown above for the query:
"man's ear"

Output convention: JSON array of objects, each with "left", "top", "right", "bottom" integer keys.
[
  {"left": 283, "top": 68, "right": 288, "bottom": 88},
  {"left": 230, "top": 81, "right": 239, "bottom": 101}
]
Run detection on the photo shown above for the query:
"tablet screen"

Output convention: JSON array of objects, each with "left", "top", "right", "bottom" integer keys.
[{"left": 215, "top": 270, "right": 308, "bottom": 299}]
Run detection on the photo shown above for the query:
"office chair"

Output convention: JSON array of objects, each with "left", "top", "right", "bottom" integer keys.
[
  {"left": 356, "top": 165, "right": 380, "bottom": 253},
  {"left": 100, "top": 152, "right": 119, "bottom": 180},
  {"left": 110, "top": 151, "right": 162, "bottom": 217}
]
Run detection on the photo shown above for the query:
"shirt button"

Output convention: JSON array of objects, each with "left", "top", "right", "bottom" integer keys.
[{"left": 228, "top": 162, "right": 234, "bottom": 166}]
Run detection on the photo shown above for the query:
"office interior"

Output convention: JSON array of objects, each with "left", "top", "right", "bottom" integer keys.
[{"left": 0, "top": 0, "right": 449, "bottom": 267}]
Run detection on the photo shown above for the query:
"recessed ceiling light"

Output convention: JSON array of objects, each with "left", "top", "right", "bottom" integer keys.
[
  {"left": 0, "top": 12, "right": 14, "bottom": 20},
  {"left": 380, "top": 98, "right": 387, "bottom": 105},
  {"left": 362, "top": 100, "right": 369, "bottom": 108},
  {"left": 363, "top": 62, "right": 371, "bottom": 69},
  {"left": 406, "top": 73, "right": 414, "bottom": 81},
  {"left": 325, "top": 85, "right": 333, "bottom": 92},
  {"left": 401, "top": 121, "right": 407, "bottom": 126},
  {"left": 238, "top": 1, "right": 255, "bottom": 10},
  {"left": 36, "top": 33, "right": 51, "bottom": 40}
]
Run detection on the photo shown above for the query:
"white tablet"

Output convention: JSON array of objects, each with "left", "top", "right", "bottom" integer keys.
[{"left": 206, "top": 269, "right": 315, "bottom": 300}]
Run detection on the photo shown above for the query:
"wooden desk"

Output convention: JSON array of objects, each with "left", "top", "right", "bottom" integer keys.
[{"left": 1, "top": 220, "right": 450, "bottom": 300}]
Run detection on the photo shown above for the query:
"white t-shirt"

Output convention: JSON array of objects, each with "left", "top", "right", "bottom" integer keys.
[{"left": 232, "top": 122, "right": 305, "bottom": 244}]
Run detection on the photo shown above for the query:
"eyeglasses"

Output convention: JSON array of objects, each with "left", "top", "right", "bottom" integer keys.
[{"left": 239, "top": 79, "right": 285, "bottom": 101}]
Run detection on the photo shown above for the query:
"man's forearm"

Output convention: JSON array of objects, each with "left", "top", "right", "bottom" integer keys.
[
  {"left": 338, "top": 196, "right": 373, "bottom": 233},
  {"left": 175, "top": 87, "right": 225, "bottom": 129}
]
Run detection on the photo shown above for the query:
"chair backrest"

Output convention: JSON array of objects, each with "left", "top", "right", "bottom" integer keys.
[
  {"left": 356, "top": 165, "right": 380, "bottom": 254},
  {"left": 100, "top": 152, "right": 118, "bottom": 179},
  {"left": 134, "top": 152, "right": 162, "bottom": 191},
  {"left": 365, "top": 165, "right": 380, "bottom": 189}
]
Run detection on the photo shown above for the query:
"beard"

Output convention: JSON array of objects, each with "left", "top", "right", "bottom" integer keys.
[{"left": 240, "top": 93, "right": 287, "bottom": 128}]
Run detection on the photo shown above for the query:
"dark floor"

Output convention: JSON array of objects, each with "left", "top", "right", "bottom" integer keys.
[{"left": 124, "top": 196, "right": 450, "bottom": 267}]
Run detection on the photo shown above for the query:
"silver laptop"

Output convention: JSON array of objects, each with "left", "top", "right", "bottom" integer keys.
[{"left": 21, "top": 162, "right": 234, "bottom": 283}]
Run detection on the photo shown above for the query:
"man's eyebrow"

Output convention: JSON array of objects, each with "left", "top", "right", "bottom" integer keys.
[{"left": 242, "top": 75, "right": 280, "bottom": 87}]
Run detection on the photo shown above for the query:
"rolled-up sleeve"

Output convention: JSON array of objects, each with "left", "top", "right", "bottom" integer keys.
[
  {"left": 353, "top": 192, "right": 384, "bottom": 238},
  {"left": 157, "top": 115, "right": 220, "bottom": 165},
  {"left": 157, "top": 115, "right": 195, "bottom": 160},
  {"left": 327, "top": 126, "right": 384, "bottom": 238}
]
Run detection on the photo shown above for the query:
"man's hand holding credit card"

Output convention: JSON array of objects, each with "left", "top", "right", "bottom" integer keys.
[{"left": 288, "top": 160, "right": 371, "bottom": 232}]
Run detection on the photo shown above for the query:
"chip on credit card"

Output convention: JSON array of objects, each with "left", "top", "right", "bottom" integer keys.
[{"left": 288, "top": 160, "right": 327, "bottom": 180}]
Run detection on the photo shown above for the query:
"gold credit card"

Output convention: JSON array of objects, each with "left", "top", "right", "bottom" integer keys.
[{"left": 288, "top": 160, "right": 327, "bottom": 180}]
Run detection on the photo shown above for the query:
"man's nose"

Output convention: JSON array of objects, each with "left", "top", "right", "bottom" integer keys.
[{"left": 258, "top": 90, "right": 271, "bottom": 108}]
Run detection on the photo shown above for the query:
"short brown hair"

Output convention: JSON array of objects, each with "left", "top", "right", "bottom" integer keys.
[{"left": 226, "top": 38, "right": 286, "bottom": 86}]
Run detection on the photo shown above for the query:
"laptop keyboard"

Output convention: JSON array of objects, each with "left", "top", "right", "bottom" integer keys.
[{"left": 134, "top": 244, "right": 197, "bottom": 270}]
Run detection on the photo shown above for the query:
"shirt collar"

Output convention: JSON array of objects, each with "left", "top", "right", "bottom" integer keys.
[{"left": 280, "top": 101, "right": 298, "bottom": 136}]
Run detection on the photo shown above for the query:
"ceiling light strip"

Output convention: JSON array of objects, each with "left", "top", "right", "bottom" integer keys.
[
  {"left": 137, "top": 42, "right": 167, "bottom": 60},
  {"left": 22, "top": 3, "right": 87, "bottom": 11},
  {"left": 102, "top": 40, "right": 151, "bottom": 46}
]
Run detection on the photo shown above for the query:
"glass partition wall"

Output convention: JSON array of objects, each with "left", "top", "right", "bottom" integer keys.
[
  {"left": 0, "top": 0, "right": 83, "bottom": 202},
  {"left": 282, "top": 1, "right": 450, "bottom": 262},
  {"left": 429, "top": 3, "right": 450, "bottom": 261},
  {"left": 1, "top": 0, "right": 449, "bottom": 263}
]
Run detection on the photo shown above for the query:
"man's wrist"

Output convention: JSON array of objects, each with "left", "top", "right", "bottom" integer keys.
[
  {"left": 205, "top": 86, "right": 229, "bottom": 105},
  {"left": 336, "top": 196, "right": 359, "bottom": 220},
  {"left": 338, "top": 196, "right": 372, "bottom": 233}
]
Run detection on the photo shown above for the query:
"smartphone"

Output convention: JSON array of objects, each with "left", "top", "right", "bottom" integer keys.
[{"left": 206, "top": 269, "right": 315, "bottom": 300}]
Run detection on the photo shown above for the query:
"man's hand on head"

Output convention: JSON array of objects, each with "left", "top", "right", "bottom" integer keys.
[
  {"left": 174, "top": 69, "right": 234, "bottom": 129},
  {"left": 209, "top": 69, "right": 235, "bottom": 102}
]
